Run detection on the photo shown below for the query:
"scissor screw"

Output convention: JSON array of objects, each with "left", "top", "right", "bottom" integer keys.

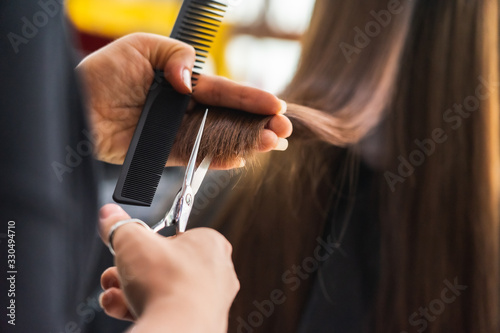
[{"left": 186, "top": 194, "right": 193, "bottom": 205}]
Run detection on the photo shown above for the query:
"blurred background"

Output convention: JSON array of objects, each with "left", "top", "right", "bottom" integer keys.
[{"left": 68, "top": 0, "right": 316, "bottom": 93}]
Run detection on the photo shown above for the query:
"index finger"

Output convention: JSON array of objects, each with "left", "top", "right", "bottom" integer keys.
[{"left": 192, "top": 74, "right": 286, "bottom": 115}]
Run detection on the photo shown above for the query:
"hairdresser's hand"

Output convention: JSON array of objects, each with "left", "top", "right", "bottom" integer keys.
[
  {"left": 97, "top": 204, "right": 239, "bottom": 333},
  {"left": 77, "top": 33, "right": 292, "bottom": 168}
]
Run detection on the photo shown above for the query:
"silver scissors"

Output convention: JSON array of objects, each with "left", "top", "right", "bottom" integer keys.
[{"left": 152, "top": 108, "right": 212, "bottom": 234}]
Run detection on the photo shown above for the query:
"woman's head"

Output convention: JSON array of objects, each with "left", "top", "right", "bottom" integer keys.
[{"left": 295, "top": 1, "right": 499, "bottom": 331}]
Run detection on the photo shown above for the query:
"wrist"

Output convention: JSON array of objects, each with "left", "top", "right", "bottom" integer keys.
[{"left": 134, "top": 295, "right": 228, "bottom": 333}]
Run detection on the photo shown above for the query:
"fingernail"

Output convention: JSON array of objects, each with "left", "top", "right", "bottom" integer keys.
[
  {"left": 278, "top": 99, "right": 287, "bottom": 115},
  {"left": 274, "top": 138, "right": 289, "bottom": 151},
  {"left": 183, "top": 69, "right": 192, "bottom": 92}
]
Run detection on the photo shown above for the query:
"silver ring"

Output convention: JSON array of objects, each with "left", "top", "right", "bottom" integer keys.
[{"left": 107, "top": 219, "right": 151, "bottom": 256}]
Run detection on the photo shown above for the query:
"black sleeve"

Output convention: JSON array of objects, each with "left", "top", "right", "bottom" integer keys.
[{"left": 0, "top": 1, "right": 101, "bottom": 332}]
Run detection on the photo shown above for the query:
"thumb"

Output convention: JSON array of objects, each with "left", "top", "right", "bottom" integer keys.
[
  {"left": 130, "top": 33, "right": 196, "bottom": 94},
  {"left": 98, "top": 204, "right": 132, "bottom": 245}
]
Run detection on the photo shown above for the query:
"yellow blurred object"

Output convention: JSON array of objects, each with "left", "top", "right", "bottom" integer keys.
[
  {"left": 68, "top": 0, "right": 180, "bottom": 37},
  {"left": 67, "top": 0, "right": 231, "bottom": 76}
]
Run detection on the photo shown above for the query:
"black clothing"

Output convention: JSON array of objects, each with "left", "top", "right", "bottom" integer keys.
[
  {"left": 0, "top": 1, "right": 100, "bottom": 331},
  {"left": 298, "top": 164, "right": 380, "bottom": 333}
]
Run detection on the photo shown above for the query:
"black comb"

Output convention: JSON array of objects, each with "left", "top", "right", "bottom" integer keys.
[{"left": 113, "top": 0, "right": 228, "bottom": 206}]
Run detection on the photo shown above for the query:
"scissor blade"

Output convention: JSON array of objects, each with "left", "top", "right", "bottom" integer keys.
[
  {"left": 191, "top": 156, "right": 212, "bottom": 195},
  {"left": 183, "top": 109, "right": 209, "bottom": 188},
  {"left": 154, "top": 109, "right": 210, "bottom": 235},
  {"left": 151, "top": 220, "right": 166, "bottom": 233}
]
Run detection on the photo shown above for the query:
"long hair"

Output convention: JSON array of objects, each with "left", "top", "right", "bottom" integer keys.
[{"left": 186, "top": 0, "right": 499, "bottom": 331}]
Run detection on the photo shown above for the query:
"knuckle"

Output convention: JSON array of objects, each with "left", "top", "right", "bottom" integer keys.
[
  {"left": 172, "top": 39, "right": 195, "bottom": 57},
  {"left": 224, "top": 239, "right": 233, "bottom": 254},
  {"left": 237, "top": 88, "right": 251, "bottom": 110},
  {"left": 234, "top": 277, "right": 240, "bottom": 291},
  {"left": 185, "top": 44, "right": 196, "bottom": 58}
]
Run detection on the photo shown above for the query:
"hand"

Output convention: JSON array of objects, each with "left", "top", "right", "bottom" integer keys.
[
  {"left": 98, "top": 204, "right": 239, "bottom": 333},
  {"left": 76, "top": 33, "right": 292, "bottom": 167}
]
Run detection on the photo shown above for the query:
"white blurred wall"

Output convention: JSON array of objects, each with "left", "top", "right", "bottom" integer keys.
[{"left": 224, "top": 0, "right": 316, "bottom": 94}]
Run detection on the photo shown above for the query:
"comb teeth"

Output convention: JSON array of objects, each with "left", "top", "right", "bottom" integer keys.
[{"left": 170, "top": 0, "right": 228, "bottom": 84}]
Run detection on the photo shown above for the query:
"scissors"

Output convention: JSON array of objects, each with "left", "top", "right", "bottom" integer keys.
[{"left": 151, "top": 108, "right": 212, "bottom": 234}]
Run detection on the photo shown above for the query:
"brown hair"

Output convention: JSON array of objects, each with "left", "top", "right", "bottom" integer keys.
[
  {"left": 171, "top": 106, "right": 270, "bottom": 167},
  {"left": 184, "top": 0, "right": 499, "bottom": 331}
]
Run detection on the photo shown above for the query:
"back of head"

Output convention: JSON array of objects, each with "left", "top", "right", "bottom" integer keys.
[{"left": 212, "top": 0, "right": 500, "bottom": 332}]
